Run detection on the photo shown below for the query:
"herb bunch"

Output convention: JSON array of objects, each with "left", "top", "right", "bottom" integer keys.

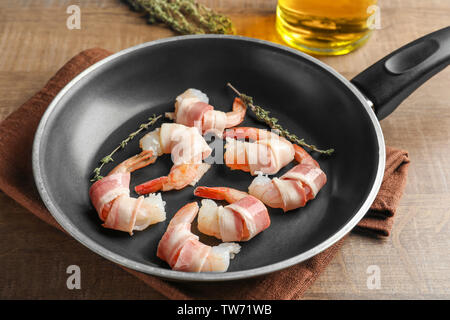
[
  {"left": 227, "top": 83, "right": 334, "bottom": 155},
  {"left": 126, "top": 0, "right": 234, "bottom": 35},
  {"left": 90, "top": 114, "right": 162, "bottom": 182}
]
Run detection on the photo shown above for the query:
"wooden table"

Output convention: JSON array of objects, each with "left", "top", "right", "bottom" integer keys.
[{"left": 0, "top": 0, "right": 449, "bottom": 299}]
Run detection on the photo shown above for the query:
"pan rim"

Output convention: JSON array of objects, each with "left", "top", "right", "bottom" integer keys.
[{"left": 32, "top": 34, "right": 386, "bottom": 282}]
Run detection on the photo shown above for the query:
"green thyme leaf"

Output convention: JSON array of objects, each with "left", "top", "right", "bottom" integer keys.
[{"left": 125, "top": 0, "right": 234, "bottom": 35}]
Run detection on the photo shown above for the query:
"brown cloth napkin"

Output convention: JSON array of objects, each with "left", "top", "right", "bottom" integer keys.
[{"left": 0, "top": 48, "right": 410, "bottom": 300}]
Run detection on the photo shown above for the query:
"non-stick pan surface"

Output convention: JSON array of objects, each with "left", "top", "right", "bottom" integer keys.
[{"left": 32, "top": 36, "right": 386, "bottom": 281}]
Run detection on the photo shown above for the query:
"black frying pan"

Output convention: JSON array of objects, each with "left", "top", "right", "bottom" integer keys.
[{"left": 32, "top": 27, "right": 450, "bottom": 281}]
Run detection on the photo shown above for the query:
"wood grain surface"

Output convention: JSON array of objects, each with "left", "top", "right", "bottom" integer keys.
[{"left": 0, "top": 0, "right": 449, "bottom": 299}]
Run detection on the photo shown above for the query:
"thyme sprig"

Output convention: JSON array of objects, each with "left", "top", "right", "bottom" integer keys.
[
  {"left": 90, "top": 114, "right": 162, "bottom": 182},
  {"left": 126, "top": 0, "right": 234, "bottom": 35},
  {"left": 227, "top": 83, "right": 334, "bottom": 155}
]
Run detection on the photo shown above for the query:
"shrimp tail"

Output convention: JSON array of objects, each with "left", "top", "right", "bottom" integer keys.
[
  {"left": 233, "top": 97, "right": 246, "bottom": 114},
  {"left": 194, "top": 186, "right": 228, "bottom": 200},
  {"left": 135, "top": 176, "right": 169, "bottom": 195},
  {"left": 194, "top": 186, "right": 248, "bottom": 203},
  {"left": 165, "top": 112, "right": 175, "bottom": 120},
  {"left": 293, "top": 144, "right": 319, "bottom": 167},
  {"left": 224, "top": 98, "right": 247, "bottom": 128},
  {"left": 108, "top": 150, "right": 156, "bottom": 176}
]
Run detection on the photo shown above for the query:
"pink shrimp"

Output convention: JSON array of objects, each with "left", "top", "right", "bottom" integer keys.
[
  {"left": 165, "top": 88, "right": 247, "bottom": 136},
  {"left": 157, "top": 202, "right": 241, "bottom": 272},
  {"left": 248, "top": 145, "right": 327, "bottom": 212},
  {"left": 194, "top": 186, "right": 270, "bottom": 241},
  {"left": 89, "top": 151, "right": 166, "bottom": 235},
  {"left": 135, "top": 123, "right": 212, "bottom": 194}
]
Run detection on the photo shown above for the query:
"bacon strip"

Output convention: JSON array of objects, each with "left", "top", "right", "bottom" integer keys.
[
  {"left": 273, "top": 178, "right": 307, "bottom": 212},
  {"left": 159, "top": 123, "right": 211, "bottom": 165},
  {"left": 196, "top": 194, "right": 270, "bottom": 242},
  {"left": 157, "top": 203, "right": 199, "bottom": 268},
  {"left": 172, "top": 240, "right": 211, "bottom": 272},
  {"left": 102, "top": 194, "right": 142, "bottom": 234},
  {"left": 89, "top": 173, "right": 130, "bottom": 220},
  {"left": 202, "top": 109, "right": 227, "bottom": 136},
  {"left": 281, "top": 164, "right": 327, "bottom": 198},
  {"left": 248, "top": 154, "right": 327, "bottom": 212},
  {"left": 177, "top": 101, "right": 214, "bottom": 130},
  {"left": 157, "top": 202, "right": 240, "bottom": 272},
  {"left": 157, "top": 223, "right": 199, "bottom": 268},
  {"left": 218, "top": 207, "right": 244, "bottom": 242},
  {"left": 227, "top": 196, "right": 270, "bottom": 240},
  {"left": 224, "top": 129, "right": 295, "bottom": 175}
]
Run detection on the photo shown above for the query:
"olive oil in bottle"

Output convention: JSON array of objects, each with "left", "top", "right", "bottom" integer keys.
[{"left": 276, "top": 0, "right": 378, "bottom": 55}]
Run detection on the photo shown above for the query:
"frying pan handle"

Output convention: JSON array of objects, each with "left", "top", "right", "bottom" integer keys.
[{"left": 351, "top": 26, "right": 450, "bottom": 120}]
